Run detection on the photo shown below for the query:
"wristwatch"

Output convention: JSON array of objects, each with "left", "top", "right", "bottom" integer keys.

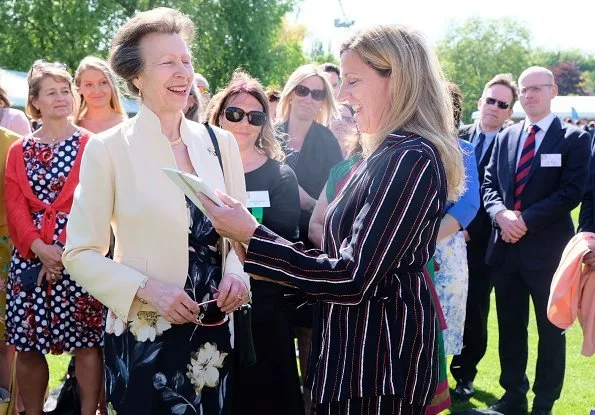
[{"left": 138, "top": 277, "right": 149, "bottom": 304}]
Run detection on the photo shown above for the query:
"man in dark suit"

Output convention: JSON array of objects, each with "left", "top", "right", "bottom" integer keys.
[
  {"left": 482, "top": 67, "right": 590, "bottom": 415},
  {"left": 578, "top": 140, "right": 595, "bottom": 233},
  {"left": 450, "top": 74, "right": 518, "bottom": 400}
]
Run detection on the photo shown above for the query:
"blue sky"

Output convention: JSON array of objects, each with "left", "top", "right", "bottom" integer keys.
[{"left": 291, "top": 0, "right": 595, "bottom": 57}]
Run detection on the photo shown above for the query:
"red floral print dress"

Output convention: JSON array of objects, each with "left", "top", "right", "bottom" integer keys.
[{"left": 5, "top": 131, "right": 104, "bottom": 354}]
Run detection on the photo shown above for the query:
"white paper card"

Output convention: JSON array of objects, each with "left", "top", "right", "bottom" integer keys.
[
  {"left": 540, "top": 154, "right": 561, "bottom": 167},
  {"left": 246, "top": 191, "right": 271, "bottom": 208},
  {"left": 162, "top": 168, "right": 225, "bottom": 210}
]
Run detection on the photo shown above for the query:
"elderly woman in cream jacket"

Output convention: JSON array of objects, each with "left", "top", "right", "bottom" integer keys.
[{"left": 62, "top": 8, "right": 248, "bottom": 414}]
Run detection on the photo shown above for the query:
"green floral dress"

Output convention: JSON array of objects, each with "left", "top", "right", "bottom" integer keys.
[{"left": 103, "top": 201, "right": 233, "bottom": 414}]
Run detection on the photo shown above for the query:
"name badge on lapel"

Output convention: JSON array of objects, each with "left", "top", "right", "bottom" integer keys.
[
  {"left": 540, "top": 154, "right": 561, "bottom": 167},
  {"left": 247, "top": 191, "right": 270, "bottom": 225},
  {"left": 246, "top": 191, "right": 271, "bottom": 208}
]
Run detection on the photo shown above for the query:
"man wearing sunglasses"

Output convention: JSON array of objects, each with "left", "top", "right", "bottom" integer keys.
[
  {"left": 482, "top": 66, "right": 590, "bottom": 415},
  {"left": 451, "top": 74, "right": 517, "bottom": 401}
]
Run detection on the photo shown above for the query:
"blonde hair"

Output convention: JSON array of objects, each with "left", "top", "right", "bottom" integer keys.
[
  {"left": 277, "top": 64, "right": 338, "bottom": 126},
  {"left": 74, "top": 56, "right": 127, "bottom": 121},
  {"left": 340, "top": 25, "right": 464, "bottom": 200},
  {"left": 26, "top": 60, "right": 77, "bottom": 121},
  {"left": 209, "top": 70, "right": 284, "bottom": 161}
]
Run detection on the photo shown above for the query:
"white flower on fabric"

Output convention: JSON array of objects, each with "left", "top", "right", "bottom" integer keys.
[
  {"left": 129, "top": 311, "right": 171, "bottom": 342},
  {"left": 105, "top": 310, "right": 127, "bottom": 336},
  {"left": 186, "top": 342, "right": 228, "bottom": 394}
]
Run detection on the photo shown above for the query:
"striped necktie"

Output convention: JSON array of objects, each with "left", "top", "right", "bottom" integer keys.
[{"left": 514, "top": 124, "right": 540, "bottom": 210}]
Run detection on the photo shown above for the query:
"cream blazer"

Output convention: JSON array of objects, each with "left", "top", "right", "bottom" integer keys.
[{"left": 63, "top": 105, "right": 248, "bottom": 322}]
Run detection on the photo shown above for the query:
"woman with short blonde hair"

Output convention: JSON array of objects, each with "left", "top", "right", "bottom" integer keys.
[{"left": 5, "top": 59, "right": 103, "bottom": 415}]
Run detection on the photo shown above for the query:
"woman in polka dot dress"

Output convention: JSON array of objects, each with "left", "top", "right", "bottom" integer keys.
[{"left": 4, "top": 60, "right": 103, "bottom": 415}]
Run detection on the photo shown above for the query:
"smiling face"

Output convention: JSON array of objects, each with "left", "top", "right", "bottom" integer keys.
[
  {"left": 134, "top": 32, "right": 194, "bottom": 116},
  {"left": 78, "top": 68, "right": 113, "bottom": 110},
  {"left": 478, "top": 84, "right": 514, "bottom": 132},
  {"left": 338, "top": 50, "right": 390, "bottom": 134},
  {"left": 289, "top": 75, "right": 325, "bottom": 122},
  {"left": 32, "top": 76, "right": 74, "bottom": 120},
  {"left": 218, "top": 92, "right": 264, "bottom": 151}
]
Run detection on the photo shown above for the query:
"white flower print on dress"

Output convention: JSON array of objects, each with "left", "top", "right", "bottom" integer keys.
[
  {"left": 129, "top": 311, "right": 171, "bottom": 342},
  {"left": 186, "top": 342, "right": 228, "bottom": 394},
  {"left": 105, "top": 310, "right": 127, "bottom": 336}
]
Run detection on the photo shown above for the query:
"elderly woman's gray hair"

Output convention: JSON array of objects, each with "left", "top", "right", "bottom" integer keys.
[{"left": 108, "top": 7, "right": 195, "bottom": 97}]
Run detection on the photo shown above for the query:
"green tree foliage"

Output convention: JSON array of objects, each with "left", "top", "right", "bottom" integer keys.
[
  {"left": 530, "top": 48, "right": 595, "bottom": 95},
  {"left": 436, "top": 17, "right": 532, "bottom": 123},
  {"left": 308, "top": 39, "right": 337, "bottom": 65},
  {"left": 182, "top": 0, "right": 303, "bottom": 91},
  {"left": 0, "top": 0, "right": 124, "bottom": 71},
  {"left": 0, "top": 0, "right": 304, "bottom": 92}
]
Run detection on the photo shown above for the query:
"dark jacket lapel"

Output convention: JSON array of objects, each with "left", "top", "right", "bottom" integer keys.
[
  {"left": 507, "top": 122, "right": 525, "bottom": 193},
  {"left": 526, "top": 116, "right": 562, "bottom": 183}
]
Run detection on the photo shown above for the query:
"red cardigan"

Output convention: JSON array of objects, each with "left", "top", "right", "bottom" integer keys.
[{"left": 4, "top": 133, "right": 89, "bottom": 259}]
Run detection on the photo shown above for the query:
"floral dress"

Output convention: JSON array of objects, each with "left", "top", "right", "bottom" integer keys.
[
  {"left": 104, "top": 200, "right": 233, "bottom": 415},
  {"left": 432, "top": 231, "right": 469, "bottom": 355},
  {"left": 5, "top": 132, "right": 104, "bottom": 354},
  {"left": 0, "top": 233, "right": 12, "bottom": 340}
]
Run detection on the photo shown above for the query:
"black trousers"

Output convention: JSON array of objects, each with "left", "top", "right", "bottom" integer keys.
[
  {"left": 232, "top": 302, "right": 304, "bottom": 415},
  {"left": 316, "top": 396, "right": 426, "bottom": 415},
  {"left": 450, "top": 238, "right": 493, "bottom": 382},
  {"left": 492, "top": 247, "right": 566, "bottom": 410}
]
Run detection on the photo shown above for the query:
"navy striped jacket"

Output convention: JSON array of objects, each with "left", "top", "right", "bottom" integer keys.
[{"left": 244, "top": 132, "right": 446, "bottom": 405}]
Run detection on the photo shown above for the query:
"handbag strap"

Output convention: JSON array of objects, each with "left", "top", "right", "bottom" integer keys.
[{"left": 204, "top": 122, "right": 224, "bottom": 178}]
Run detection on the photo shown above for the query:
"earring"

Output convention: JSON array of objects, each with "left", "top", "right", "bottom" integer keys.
[{"left": 258, "top": 136, "right": 263, "bottom": 148}]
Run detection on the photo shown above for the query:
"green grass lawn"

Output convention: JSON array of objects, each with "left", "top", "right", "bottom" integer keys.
[
  {"left": 46, "top": 206, "right": 595, "bottom": 412},
  {"left": 46, "top": 296, "right": 595, "bottom": 412},
  {"left": 447, "top": 295, "right": 595, "bottom": 414}
]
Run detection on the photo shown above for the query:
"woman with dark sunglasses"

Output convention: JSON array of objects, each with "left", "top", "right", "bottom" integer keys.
[
  {"left": 208, "top": 70, "right": 304, "bottom": 415},
  {"left": 275, "top": 64, "right": 343, "bottom": 413}
]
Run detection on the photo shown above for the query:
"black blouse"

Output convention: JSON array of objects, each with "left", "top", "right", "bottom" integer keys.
[
  {"left": 277, "top": 121, "right": 343, "bottom": 244},
  {"left": 244, "top": 158, "right": 300, "bottom": 321}
]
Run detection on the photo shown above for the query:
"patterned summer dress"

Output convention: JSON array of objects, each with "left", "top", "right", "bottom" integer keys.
[
  {"left": 5, "top": 132, "right": 104, "bottom": 354},
  {"left": 433, "top": 232, "right": 469, "bottom": 355},
  {"left": 103, "top": 199, "right": 233, "bottom": 415}
]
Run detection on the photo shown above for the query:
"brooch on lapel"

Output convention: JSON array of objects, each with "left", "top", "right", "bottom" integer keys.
[{"left": 207, "top": 147, "right": 217, "bottom": 157}]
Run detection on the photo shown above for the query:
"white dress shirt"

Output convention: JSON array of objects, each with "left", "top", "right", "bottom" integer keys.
[{"left": 516, "top": 112, "right": 556, "bottom": 169}]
